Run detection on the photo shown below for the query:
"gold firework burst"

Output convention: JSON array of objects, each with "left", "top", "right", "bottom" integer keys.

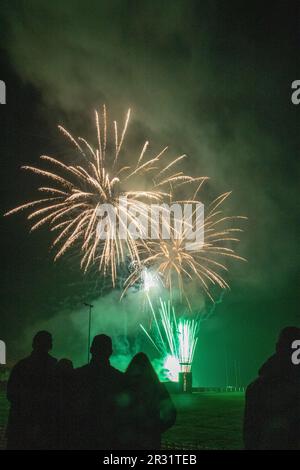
[
  {"left": 5, "top": 106, "right": 196, "bottom": 285},
  {"left": 123, "top": 191, "right": 246, "bottom": 305}
]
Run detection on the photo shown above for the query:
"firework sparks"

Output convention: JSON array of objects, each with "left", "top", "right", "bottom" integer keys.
[
  {"left": 4, "top": 106, "right": 192, "bottom": 285},
  {"left": 140, "top": 297, "right": 200, "bottom": 382},
  {"left": 124, "top": 191, "right": 246, "bottom": 304},
  {"left": 4, "top": 106, "right": 246, "bottom": 299}
]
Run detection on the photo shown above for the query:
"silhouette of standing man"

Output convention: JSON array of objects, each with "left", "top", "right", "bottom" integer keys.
[
  {"left": 6, "top": 331, "right": 57, "bottom": 449},
  {"left": 74, "top": 334, "right": 124, "bottom": 449}
]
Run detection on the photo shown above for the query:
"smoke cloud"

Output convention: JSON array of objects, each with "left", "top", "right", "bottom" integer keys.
[{"left": 1, "top": 1, "right": 299, "bottom": 384}]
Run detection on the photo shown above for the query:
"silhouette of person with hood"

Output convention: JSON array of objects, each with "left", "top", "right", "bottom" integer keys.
[
  {"left": 122, "top": 352, "right": 176, "bottom": 450},
  {"left": 244, "top": 326, "right": 300, "bottom": 449},
  {"left": 54, "top": 359, "right": 75, "bottom": 449},
  {"left": 74, "top": 334, "right": 124, "bottom": 449},
  {"left": 6, "top": 331, "right": 57, "bottom": 449}
]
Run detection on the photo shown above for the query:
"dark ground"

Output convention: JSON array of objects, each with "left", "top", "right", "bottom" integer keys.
[
  {"left": 164, "top": 392, "right": 244, "bottom": 449},
  {"left": 0, "top": 390, "right": 245, "bottom": 450}
]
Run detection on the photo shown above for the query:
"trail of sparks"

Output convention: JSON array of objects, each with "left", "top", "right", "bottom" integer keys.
[{"left": 140, "top": 297, "right": 200, "bottom": 381}]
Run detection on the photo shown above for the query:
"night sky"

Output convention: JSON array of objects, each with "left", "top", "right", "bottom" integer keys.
[{"left": 0, "top": 1, "right": 299, "bottom": 387}]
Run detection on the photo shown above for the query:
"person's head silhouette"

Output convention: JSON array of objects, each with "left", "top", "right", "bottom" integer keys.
[
  {"left": 56, "top": 359, "right": 74, "bottom": 379},
  {"left": 90, "top": 334, "right": 113, "bottom": 362},
  {"left": 57, "top": 358, "right": 73, "bottom": 372},
  {"left": 276, "top": 326, "right": 300, "bottom": 355},
  {"left": 126, "top": 352, "right": 159, "bottom": 384},
  {"left": 32, "top": 331, "right": 53, "bottom": 354}
]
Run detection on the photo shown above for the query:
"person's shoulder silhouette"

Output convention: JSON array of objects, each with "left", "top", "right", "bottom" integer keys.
[
  {"left": 76, "top": 334, "right": 123, "bottom": 380},
  {"left": 259, "top": 327, "right": 300, "bottom": 380},
  {"left": 6, "top": 331, "right": 57, "bottom": 449},
  {"left": 244, "top": 326, "right": 300, "bottom": 450},
  {"left": 74, "top": 334, "right": 124, "bottom": 450},
  {"left": 122, "top": 352, "right": 176, "bottom": 450},
  {"left": 54, "top": 358, "right": 75, "bottom": 449},
  {"left": 7, "top": 330, "right": 57, "bottom": 401}
]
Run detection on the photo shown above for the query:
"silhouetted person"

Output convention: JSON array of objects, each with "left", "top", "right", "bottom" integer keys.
[
  {"left": 6, "top": 331, "right": 57, "bottom": 449},
  {"left": 244, "top": 326, "right": 300, "bottom": 450},
  {"left": 54, "top": 359, "right": 75, "bottom": 449},
  {"left": 74, "top": 334, "right": 124, "bottom": 449},
  {"left": 122, "top": 353, "right": 176, "bottom": 450}
]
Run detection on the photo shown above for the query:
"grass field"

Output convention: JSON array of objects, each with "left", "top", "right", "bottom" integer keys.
[
  {"left": 0, "top": 391, "right": 245, "bottom": 450},
  {"left": 164, "top": 392, "right": 245, "bottom": 449}
]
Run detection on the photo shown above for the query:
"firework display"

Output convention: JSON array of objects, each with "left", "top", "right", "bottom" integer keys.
[
  {"left": 5, "top": 107, "right": 246, "bottom": 386},
  {"left": 3, "top": 2, "right": 299, "bottom": 453},
  {"left": 5, "top": 107, "right": 245, "bottom": 299},
  {"left": 124, "top": 192, "right": 246, "bottom": 305},
  {"left": 5, "top": 107, "right": 204, "bottom": 285},
  {"left": 140, "top": 298, "right": 200, "bottom": 382}
]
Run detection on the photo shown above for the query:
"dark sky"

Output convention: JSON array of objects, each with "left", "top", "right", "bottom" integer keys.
[{"left": 0, "top": 0, "right": 299, "bottom": 386}]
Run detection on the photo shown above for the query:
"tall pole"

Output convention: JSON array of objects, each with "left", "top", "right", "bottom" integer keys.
[
  {"left": 84, "top": 303, "right": 94, "bottom": 363},
  {"left": 234, "top": 359, "right": 238, "bottom": 390},
  {"left": 225, "top": 347, "right": 228, "bottom": 390},
  {"left": 238, "top": 360, "right": 242, "bottom": 391}
]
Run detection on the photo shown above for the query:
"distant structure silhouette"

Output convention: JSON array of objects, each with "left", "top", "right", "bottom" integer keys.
[
  {"left": 74, "top": 334, "right": 124, "bottom": 449},
  {"left": 6, "top": 331, "right": 57, "bottom": 449},
  {"left": 244, "top": 326, "right": 300, "bottom": 449},
  {"left": 122, "top": 352, "right": 176, "bottom": 449}
]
